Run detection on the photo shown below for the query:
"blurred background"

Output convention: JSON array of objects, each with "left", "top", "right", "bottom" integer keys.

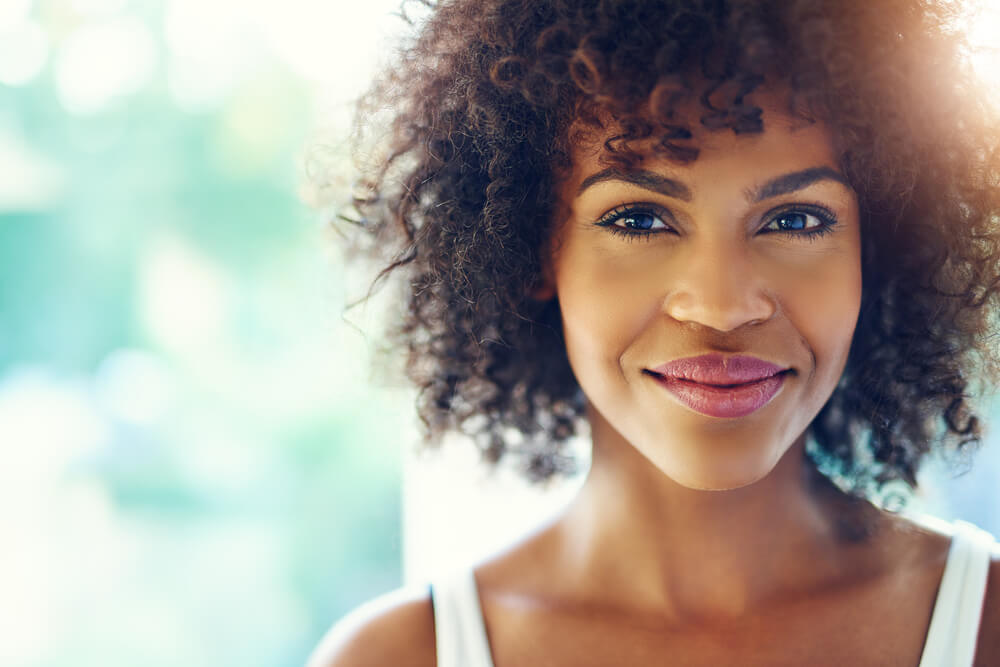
[{"left": 1, "top": 1, "right": 998, "bottom": 666}]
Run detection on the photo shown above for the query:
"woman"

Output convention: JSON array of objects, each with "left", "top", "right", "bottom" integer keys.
[{"left": 312, "top": 0, "right": 1000, "bottom": 664}]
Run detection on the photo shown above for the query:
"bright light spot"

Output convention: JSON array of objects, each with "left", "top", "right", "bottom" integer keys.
[
  {"left": 165, "top": 56, "right": 240, "bottom": 114},
  {"left": 0, "top": 369, "right": 111, "bottom": 665},
  {"left": 70, "top": 0, "right": 129, "bottom": 16},
  {"left": 54, "top": 16, "right": 157, "bottom": 114},
  {"left": 0, "top": 0, "right": 33, "bottom": 31},
  {"left": 251, "top": 0, "right": 408, "bottom": 92},
  {"left": 214, "top": 77, "right": 297, "bottom": 172},
  {"left": 139, "top": 236, "right": 231, "bottom": 353},
  {"left": 0, "top": 369, "right": 108, "bottom": 493},
  {"left": 966, "top": 2, "right": 1000, "bottom": 103},
  {"left": 181, "top": 427, "right": 263, "bottom": 492},
  {"left": 0, "top": 519, "right": 51, "bottom": 666},
  {"left": 0, "top": 19, "right": 47, "bottom": 86},
  {"left": 0, "top": 122, "right": 64, "bottom": 211},
  {"left": 164, "top": 0, "right": 258, "bottom": 112},
  {"left": 94, "top": 348, "right": 176, "bottom": 425},
  {"left": 403, "top": 432, "right": 587, "bottom": 583},
  {"left": 60, "top": 483, "right": 119, "bottom": 572}
]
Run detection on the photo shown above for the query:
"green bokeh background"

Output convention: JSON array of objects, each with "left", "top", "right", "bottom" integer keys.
[
  {"left": 0, "top": 1, "right": 409, "bottom": 665},
  {"left": 2, "top": 2, "right": 998, "bottom": 666}
]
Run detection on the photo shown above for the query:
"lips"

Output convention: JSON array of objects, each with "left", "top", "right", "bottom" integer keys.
[
  {"left": 646, "top": 354, "right": 791, "bottom": 419},
  {"left": 649, "top": 354, "right": 788, "bottom": 385}
]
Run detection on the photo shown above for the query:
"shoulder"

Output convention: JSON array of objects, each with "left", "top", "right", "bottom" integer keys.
[
  {"left": 307, "top": 586, "right": 437, "bottom": 667},
  {"left": 975, "top": 547, "right": 1000, "bottom": 666},
  {"left": 885, "top": 515, "right": 1000, "bottom": 665}
]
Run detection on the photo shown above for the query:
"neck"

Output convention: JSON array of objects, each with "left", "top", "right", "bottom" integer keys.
[{"left": 555, "top": 412, "right": 880, "bottom": 622}]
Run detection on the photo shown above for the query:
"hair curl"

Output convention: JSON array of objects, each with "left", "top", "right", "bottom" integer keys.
[{"left": 338, "top": 0, "right": 1000, "bottom": 493}]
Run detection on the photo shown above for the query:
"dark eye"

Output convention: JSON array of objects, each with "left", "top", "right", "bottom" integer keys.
[
  {"left": 759, "top": 204, "right": 840, "bottom": 241},
  {"left": 612, "top": 211, "right": 668, "bottom": 231},
  {"left": 594, "top": 204, "right": 673, "bottom": 239},
  {"left": 765, "top": 210, "right": 824, "bottom": 233}
]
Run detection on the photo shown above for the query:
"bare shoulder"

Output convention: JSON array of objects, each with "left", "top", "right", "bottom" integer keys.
[
  {"left": 307, "top": 586, "right": 436, "bottom": 667},
  {"left": 975, "top": 549, "right": 1000, "bottom": 666}
]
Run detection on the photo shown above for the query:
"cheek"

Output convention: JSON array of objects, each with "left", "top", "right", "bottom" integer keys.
[
  {"left": 784, "top": 248, "right": 863, "bottom": 382},
  {"left": 554, "top": 243, "right": 660, "bottom": 368}
]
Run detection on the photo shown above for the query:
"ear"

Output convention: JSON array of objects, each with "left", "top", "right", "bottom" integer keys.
[
  {"left": 528, "top": 246, "right": 557, "bottom": 301},
  {"left": 528, "top": 277, "right": 556, "bottom": 301}
]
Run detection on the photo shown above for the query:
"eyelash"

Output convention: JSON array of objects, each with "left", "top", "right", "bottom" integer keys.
[{"left": 594, "top": 203, "right": 840, "bottom": 243}]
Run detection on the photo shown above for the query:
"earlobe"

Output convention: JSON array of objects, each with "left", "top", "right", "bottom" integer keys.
[
  {"left": 528, "top": 280, "right": 556, "bottom": 301},
  {"left": 528, "top": 254, "right": 557, "bottom": 301}
]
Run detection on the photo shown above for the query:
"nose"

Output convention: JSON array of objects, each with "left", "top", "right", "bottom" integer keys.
[{"left": 662, "top": 239, "right": 777, "bottom": 333}]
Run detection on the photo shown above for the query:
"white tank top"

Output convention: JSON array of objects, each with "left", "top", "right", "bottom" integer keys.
[{"left": 430, "top": 520, "right": 996, "bottom": 667}]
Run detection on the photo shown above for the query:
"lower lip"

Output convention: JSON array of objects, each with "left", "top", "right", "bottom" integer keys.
[{"left": 650, "top": 372, "right": 788, "bottom": 419}]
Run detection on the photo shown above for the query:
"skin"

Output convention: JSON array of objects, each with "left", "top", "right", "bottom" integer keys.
[
  {"left": 535, "top": 105, "right": 866, "bottom": 612},
  {"left": 550, "top": 109, "right": 861, "bottom": 494},
  {"left": 311, "top": 102, "right": 1000, "bottom": 666}
]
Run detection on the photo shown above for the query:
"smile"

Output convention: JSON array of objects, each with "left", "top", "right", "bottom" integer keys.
[{"left": 646, "top": 371, "right": 789, "bottom": 419}]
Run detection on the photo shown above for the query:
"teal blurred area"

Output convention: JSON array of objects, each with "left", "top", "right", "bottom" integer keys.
[
  {"left": 0, "top": 0, "right": 410, "bottom": 665},
  {"left": 3, "top": 1, "right": 1000, "bottom": 666}
]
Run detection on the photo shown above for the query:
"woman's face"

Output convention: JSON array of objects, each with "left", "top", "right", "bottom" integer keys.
[{"left": 548, "top": 108, "right": 862, "bottom": 491}]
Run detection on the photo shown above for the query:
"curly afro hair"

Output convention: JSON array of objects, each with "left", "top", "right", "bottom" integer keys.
[{"left": 338, "top": 0, "right": 1000, "bottom": 494}]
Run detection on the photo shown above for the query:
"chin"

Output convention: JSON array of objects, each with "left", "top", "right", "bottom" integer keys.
[
  {"left": 681, "top": 475, "right": 766, "bottom": 492},
  {"left": 665, "top": 453, "right": 779, "bottom": 492}
]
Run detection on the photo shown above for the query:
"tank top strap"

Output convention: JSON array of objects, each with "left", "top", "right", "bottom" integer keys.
[
  {"left": 918, "top": 519, "right": 995, "bottom": 667},
  {"left": 430, "top": 569, "right": 496, "bottom": 667}
]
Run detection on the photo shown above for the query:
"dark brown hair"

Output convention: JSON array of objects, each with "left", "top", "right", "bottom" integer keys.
[{"left": 338, "top": 0, "right": 1000, "bottom": 494}]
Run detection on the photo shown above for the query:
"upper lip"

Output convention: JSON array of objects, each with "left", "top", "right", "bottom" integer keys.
[{"left": 649, "top": 354, "right": 790, "bottom": 386}]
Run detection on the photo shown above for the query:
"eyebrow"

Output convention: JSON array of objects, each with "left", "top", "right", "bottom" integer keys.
[
  {"left": 575, "top": 165, "right": 852, "bottom": 202},
  {"left": 577, "top": 168, "right": 693, "bottom": 201},
  {"left": 746, "top": 166, "right": 853, "bottom": 202}
]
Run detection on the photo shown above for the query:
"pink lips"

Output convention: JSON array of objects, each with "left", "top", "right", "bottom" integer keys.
[{"left": 648, "top": 354, "right": 790, "bottom": 419}]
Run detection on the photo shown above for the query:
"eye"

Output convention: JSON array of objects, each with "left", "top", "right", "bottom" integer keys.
[
  {"left": 619, "top": 211, "right": 666, "bottom": 230},
  {"left": 595, "top": 204, "right": 672, "bottom": 239},
  {"left": 766, "top": 211, "right": 819, "bottom": 232},
  {"left": 761, "top": 204, "right": 838, "bottom": 240}
]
